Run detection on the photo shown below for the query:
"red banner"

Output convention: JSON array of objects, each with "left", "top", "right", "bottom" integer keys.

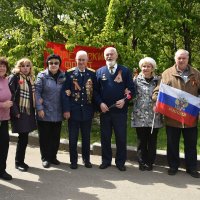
[{"left": 44, "top": 42, "right": 106, "bottom": 71}]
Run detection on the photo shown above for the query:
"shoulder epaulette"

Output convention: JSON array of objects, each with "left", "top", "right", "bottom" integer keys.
[
  {"left": 87, "top": 67, "right": 95, "bottom": 72},
  {"left": 67, "top": 67, "right": 76, "bottom": 72}
]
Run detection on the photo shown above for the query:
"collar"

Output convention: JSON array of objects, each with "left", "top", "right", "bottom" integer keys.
[
  {"left": 176, "top": 65, "right": 189, "bottom": 73},
  {"left": 77, "top": 67, "right": 86, "bottom": 73},
  {"left": 107, "top": 63, "right": 117, "bottom": 70}
]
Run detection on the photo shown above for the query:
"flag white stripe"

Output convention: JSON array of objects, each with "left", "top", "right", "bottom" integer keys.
[{"left": 159, "top": 83, "right": 200, "bottom": 108}]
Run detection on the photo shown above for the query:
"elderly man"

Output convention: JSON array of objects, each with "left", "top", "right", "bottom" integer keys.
[
  {"left": 153, "top": 49, "right": 200, "bottom": 178},
  {"left": 61, "top": 50, "right": 97, "bottom": 169},
  {"left": 96, "top": 47, "right": 135, "bottom": 171}
]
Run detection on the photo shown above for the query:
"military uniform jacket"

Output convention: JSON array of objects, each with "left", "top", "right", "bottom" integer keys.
[
  {"left": 96, "top": 64, "right": 135, "bottom": 113},
  {"left": 61, "top": 67, "right": 98, "bottom": 121}
]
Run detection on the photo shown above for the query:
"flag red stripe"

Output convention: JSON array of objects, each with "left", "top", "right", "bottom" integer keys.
[{"left": 156, "top": 102, "right": 196, "bottom": 126}]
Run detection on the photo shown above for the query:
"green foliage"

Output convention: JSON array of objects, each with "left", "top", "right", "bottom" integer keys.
[{"left": 0, "top": 0, "right": 200, "bottom": 73}]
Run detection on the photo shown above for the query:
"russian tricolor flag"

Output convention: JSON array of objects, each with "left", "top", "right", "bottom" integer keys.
[{"left": 156, "top": 83, "right": 200, "bottom": 126}]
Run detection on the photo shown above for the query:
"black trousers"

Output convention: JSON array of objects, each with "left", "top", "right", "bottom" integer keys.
[
  {"left": 166, "top": 126, "right": 198, "bottom": 171},
  {"left": 0, "top": 121, "right": 9, "bottom": 174},
  {"left": 100, "top": 112, "right": 127, "bottom": 167},
  {"left": 68, "top": 119, "right": 92, "bottom": 164},
  {"left": 136, "top": 127, "right": 159, "bottom": 166},
  {"left": 15, "top": 132, "right": 29, "bottom": 165},
  {"left": 37, "top": 120, "right": 62, "bottom": 162}
]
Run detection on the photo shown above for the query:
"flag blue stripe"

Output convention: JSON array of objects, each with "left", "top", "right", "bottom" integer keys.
[{"left": 158, "top": 92, "right": 199, "bottom": 116}]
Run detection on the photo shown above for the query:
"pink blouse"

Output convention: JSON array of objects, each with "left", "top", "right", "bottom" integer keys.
[{"left": 0, "top": 77, "right": 12, "bottom": 120}]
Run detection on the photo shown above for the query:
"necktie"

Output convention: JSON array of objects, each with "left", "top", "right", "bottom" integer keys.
[
  {"left": 109, "top": 66, "right": 114, "bottom": 74},
  {"left": 80, "top": 72, "right": 85, "bottom": 84}
]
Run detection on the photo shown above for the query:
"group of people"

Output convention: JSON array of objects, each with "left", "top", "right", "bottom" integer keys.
[{"left": 0, "top": 47, "right": 199, "bottom": 181}]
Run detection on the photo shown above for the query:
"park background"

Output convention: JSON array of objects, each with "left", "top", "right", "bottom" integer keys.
[{"left": 0, "top": 0, "right": 199, "bottom": 153}]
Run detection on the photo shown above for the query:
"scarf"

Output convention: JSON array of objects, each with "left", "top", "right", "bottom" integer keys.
[{"left": 19, "top": 73, "right": 35, "bottom": 115}]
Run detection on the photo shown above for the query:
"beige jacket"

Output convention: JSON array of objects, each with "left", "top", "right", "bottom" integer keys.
[{"left": 153, "top": 64, "right": 200, "bottom": 128}]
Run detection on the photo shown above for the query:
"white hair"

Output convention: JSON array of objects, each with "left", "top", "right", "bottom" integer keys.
[
  {"left": 174, "top": 49, "right": 189, "bottom": 60},
  {"left": 75, "top": 50, "right": 88, "bottom": 59},
  {"left": 104, "top": 47, "right": 118, "bottom": 56},
  {"left": 139, "top": 57, "right": 157, "bottom": 70}
]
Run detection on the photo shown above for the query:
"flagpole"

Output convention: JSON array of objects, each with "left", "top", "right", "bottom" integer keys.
[{"left": 151, "top": 112, "right": 156, "bottom": 134}]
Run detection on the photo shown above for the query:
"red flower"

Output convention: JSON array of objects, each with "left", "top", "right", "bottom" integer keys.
[
  {"left": 18, "top": 80, "right": 24, "bottom": 84},
  {"left": 126, "top": 93, "right": 131, "bottom": 100}
]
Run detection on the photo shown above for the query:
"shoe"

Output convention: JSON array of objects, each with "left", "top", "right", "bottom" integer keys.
[
  {"left": 139, "top": 163, "right": 146, "bottom": 171},
  {"left": 116, "top": 165, "right": 126, "bottom": 171},
  {"left": 99, "top": 163, "right": 111, "bottom": 169},
  {"left": 22, "top": 163, "right": 29, "bottom": 169},
  {"left": 51, "top": 159, "right": 60, "bottom": 165},
  {"left": 0, "top": 171, "right": 12, "bottom": 181},
  {"left": 168, "top": 168, "right": 178, "bottom": 175},
  {"left": 70, "top": 163, "right": 78, "bottom": 169},
  {"left": 42, "top": 161, "right": 50, "bottom": 168},
  {"left": 186, "top": 170, "right": 199, "bottom": 178},
  {"left": 145, "top": 164, "right": 153, "bottom": 171},
  {"left": 15, "top": 163, "right": 28, "bottom": 172},
  {"left": 85, "top": 162, "right": 92, "bottom": 168}
]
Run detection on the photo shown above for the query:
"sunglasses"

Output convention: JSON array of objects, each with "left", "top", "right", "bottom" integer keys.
[{"left": 48, "top": 61, "right": 60, "bottom": 65}]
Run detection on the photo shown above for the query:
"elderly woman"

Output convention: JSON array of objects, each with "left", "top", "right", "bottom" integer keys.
[
  {"left": 9, "top": 58, "right": 37, "bottom": 172},
  {"left": 0, "top": 57, "right": 13, "bottom": 180},
  {"left": 131, "top": 57, "right": 163, "bottom": 171},
  {"left": 35, "top": 54, "right": 65, "bottom": 168}
]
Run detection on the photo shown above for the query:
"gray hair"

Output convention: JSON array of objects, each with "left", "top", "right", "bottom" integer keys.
[
  {"left": 75, "top": 50, "right": 88, "bottom": 60},
  {"left": 174, "top": 49, "right": 189, "bottom": 60},
  {"left": 104, "top": 47, "right": 118, "bottom": 56},
  {"left": 139, "top": 57, "right": 157, "bottom": 70}
]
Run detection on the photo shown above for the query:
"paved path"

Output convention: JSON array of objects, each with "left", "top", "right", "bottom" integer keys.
[{"left": 0, "top": 143, "right": 199, "bottom": 200}]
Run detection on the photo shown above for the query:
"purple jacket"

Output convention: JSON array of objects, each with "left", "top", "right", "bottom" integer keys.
[{"left": 0, "top": 77, "right": 11, "bottom": 121}]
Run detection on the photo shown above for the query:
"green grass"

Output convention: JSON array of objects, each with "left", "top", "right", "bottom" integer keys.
[{"left": 61, "top": 107, "right": 200, "bottom": 154}]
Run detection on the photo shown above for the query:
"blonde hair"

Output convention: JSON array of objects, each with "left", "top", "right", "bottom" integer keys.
[
  {"left": 139, "top": 57, "right": 157, "bottom": 70},
  {"left": 12, "top": 58, "right": 34, "bottom": 77}
]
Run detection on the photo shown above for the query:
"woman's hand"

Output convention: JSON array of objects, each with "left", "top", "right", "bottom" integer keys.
[
  {"left": 3, "top": 100, "right": 13, "bottom": 108},
  {"left": 38, "top": 110, "right": 45, "bottom": 118}
]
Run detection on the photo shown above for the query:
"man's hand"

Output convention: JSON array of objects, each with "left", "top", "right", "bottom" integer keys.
[
  {"left": 63, "top": 112, "right": 70, "bottom": 119},
  {"left": 100, "top": 103, "right": 109, "bottom": 113},
  {"left": 115, "top": 99, "right": 125, "bottom": 109}
]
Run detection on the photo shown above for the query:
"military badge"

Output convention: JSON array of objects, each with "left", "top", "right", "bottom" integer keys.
[
  {"left": 72, "top": 92, "right": 80, "bottom": 101},
  {"left": 65, "top": 90, "right": 71, "bottom": 96},
  {"left": 114, "top": 70, "right": 123, "bottom": 83},
  {"left": 102, "top": 74, "right": 107, "bottom": 80},
  {"left": 85, "top": 78, "right": 93, "bottom": 103},
  {"left": 190, "top": 77, "right": 197, "bottom": 86},
  {"left": 73, "top": 78, "right": 81, "bottom": 91}
]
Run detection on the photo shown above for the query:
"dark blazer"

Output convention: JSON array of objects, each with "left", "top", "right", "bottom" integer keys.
[
  {"left": 61, "top": 67, "right": 98, "bottom": 121},
  {"left": 9, "top": 73, "right": 37, "bottom": 133},
  {"left": 96, "top": 64, "right": 135, "bottom": 113}
]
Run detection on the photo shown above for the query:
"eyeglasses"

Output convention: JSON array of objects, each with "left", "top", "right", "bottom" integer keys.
[{"left": 48, "top": 62, "right": 60, "bottom": 65}]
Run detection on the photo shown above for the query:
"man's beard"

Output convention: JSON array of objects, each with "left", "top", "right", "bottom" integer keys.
[{"left": 106, "top": 60, "right": 116, "bottom": 67}]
